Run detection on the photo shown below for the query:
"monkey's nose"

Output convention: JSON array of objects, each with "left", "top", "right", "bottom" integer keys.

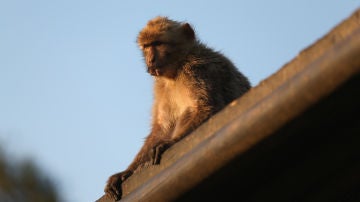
[
  {"left": 147, "top": 57, "right": 156, "bottom": 67},
  {"left": 151, "top": 56, "right": 156, "bottom": 63},
  {"left": 150, "top": 57, "right": 156, "bottom": 65}
]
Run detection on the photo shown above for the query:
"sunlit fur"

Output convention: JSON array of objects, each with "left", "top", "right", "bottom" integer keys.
[
  {"left": 105, "top": 16, "right": 251, "bottom": 200},
  {"left": 137, "top": 17, "right": 195, "bottom": 78}
]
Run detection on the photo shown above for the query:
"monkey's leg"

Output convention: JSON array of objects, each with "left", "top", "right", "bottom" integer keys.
[
  {"left": 171, "top": 108, "right": 212, "bottom": 141},
  {"left": 150, "top": 109, "right": 213, "bottom": 165}
]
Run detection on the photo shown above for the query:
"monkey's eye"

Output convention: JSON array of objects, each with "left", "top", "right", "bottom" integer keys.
[
  {"left": 142, "top": 41, "right": 163, "bottom": 49},
  {"left": 150, "top": 41, "right": 166, "bottom": 47}
]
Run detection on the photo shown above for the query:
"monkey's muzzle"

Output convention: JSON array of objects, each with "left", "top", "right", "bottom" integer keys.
[{"left": 147, "top": 66, "right": 162, "bottom": 76}]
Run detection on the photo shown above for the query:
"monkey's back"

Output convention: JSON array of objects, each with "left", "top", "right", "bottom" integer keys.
[{"left": 181, "top": 42, "right": 251, "bottom": 112}]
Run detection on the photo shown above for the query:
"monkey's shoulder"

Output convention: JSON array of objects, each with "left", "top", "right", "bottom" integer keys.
[{"left": 182, "top": 54, "right": 237, "bottom": 80}]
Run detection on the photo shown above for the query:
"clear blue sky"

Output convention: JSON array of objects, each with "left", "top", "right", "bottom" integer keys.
[{"left": 0, "top": 1, "right": 358, "bottom": 201}]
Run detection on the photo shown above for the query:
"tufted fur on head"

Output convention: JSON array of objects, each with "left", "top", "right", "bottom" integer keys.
[{"left": 137, "top": 16, "right": 195, "bottom": 49}]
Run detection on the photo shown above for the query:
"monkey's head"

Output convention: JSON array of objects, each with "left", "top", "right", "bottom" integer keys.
[{"left": 137, "top": 17, "right": 196, "bottom": 77}]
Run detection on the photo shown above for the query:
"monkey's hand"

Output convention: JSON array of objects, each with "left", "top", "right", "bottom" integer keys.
[
  {"left": 149, "top": 141, "right": 173, "bottom": 165},
  {"left": 104, "top": 170, "right": 132, "bottom": 201}
]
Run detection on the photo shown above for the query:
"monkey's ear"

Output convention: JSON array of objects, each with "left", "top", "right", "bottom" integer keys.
[{"left": 181, "top": 23, "right": 195, "bottom": 41}]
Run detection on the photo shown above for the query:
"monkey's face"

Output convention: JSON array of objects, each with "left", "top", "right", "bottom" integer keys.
[
  {"left": 140, "top": 40, "right": 179, "bottom": 76},
  {"left": 137, "top": 17, "right": 196, "bottom": 77}
]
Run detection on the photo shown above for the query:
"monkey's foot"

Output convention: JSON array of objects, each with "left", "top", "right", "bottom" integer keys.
[
  {"left": 149, "top": 141, "right": 173, "bottom": 165},
  {"left": 104, "top": 170, "right": 132, "bottom": 201}
]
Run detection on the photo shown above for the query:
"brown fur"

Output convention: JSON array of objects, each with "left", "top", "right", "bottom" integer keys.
[{"left": 105, "top": 17, "right": 251, "bottom": 200}]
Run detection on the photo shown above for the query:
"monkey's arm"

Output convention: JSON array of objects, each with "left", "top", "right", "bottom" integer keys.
[{"left": 105, "top": 123, "right": 167, "bottom": 200}]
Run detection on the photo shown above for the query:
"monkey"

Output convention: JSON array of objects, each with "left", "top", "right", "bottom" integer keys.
[{"left": 104, "top": 16, "right": 251, "bottom": 200}]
